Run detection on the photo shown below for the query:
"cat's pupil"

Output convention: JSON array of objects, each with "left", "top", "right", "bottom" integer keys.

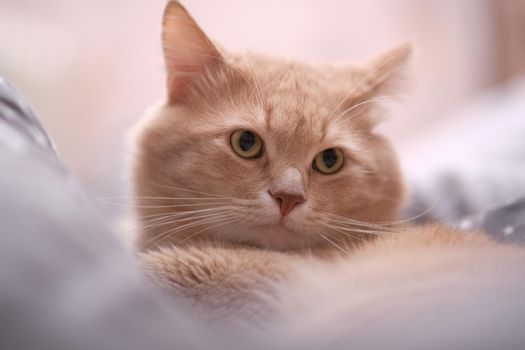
[
  {"left": 323, "top": 149, "right": 338, "bottom": 168},
  {"left": 239, "top": 131, "right": 256, "bottom": 151}
]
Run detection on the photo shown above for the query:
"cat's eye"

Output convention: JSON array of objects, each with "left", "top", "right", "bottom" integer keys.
[
  {"left": 313, "top": 148, "right": 344, "bottom": 174},
  {"left": 230, "top": 130, "right": 264, "bottom": 158}
]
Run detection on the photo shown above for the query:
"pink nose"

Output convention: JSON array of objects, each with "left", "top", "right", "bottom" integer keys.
[{"left": 270, "top": 191, "right": 306, "bottom": 216}]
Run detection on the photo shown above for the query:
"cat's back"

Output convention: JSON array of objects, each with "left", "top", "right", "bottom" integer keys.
[{"left": 269, "top": 225, "right": 525, "bottom": 348}]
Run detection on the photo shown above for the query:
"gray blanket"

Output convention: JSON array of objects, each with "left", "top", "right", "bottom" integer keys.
[
  {"left": 403, "top": 185, "right": 525, "bottom": 244},
  {"left": 0, "top": 78, "right": 210, "bottom": 350}
]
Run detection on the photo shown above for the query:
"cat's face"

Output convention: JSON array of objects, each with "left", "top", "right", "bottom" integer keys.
[{"left": 131, "top": 1, "right": 408, "bottom": 250}]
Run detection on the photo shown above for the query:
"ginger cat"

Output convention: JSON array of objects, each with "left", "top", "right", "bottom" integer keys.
[{"left": 130, "top": 1, "right": 525, "bottom": 344}]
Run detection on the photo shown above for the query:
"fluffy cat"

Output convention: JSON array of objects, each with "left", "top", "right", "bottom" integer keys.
[
  {"left": 130, "top": 1, "right": 525, "bottom": 342},
  {"left": 132, "top": 1, "right": 406, "bottom": 252}
]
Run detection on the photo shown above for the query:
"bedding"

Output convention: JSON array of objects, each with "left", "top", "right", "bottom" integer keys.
[
  {"left": 401, "top": 78, "right": 525, "bottom": 243},
  {"left": 1, "top": 77, "right": 524, "bottom": 349}
]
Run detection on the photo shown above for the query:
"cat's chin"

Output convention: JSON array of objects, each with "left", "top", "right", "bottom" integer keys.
[{"left": 231, "top": 222, "right": 317, "bottom": 251}]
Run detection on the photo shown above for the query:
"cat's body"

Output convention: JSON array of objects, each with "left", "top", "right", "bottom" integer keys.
[
  {"left": 130, "top": 1, "right": 525, "bottom": 344},
  {"left": 139, "top": 225, "right": 525, "bottom": 344}
]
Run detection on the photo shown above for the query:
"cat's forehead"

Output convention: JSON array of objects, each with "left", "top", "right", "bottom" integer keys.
[
  {"left": 238, "top": 55, "right": 348, "bottom": 107},
  {"left": 232, "top": 55, "right": 364, "bottom": 151}
]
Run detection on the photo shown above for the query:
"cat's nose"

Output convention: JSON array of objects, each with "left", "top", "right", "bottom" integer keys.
[
  {"left": 270, "top": 190, "right": 306, "bottom": 216},
  {"left": 269, "top": 167, "right": 306, "bottom": 216}
]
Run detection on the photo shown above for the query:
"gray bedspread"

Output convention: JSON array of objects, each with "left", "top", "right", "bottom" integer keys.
[
  {"left": 403, "top": 186, "right": 525, "bottom": 244},
  {"left": 0, "top": 78, "right": 209, "bottom": 350}
]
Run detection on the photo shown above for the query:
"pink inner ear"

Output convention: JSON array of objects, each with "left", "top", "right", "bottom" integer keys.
[
  {"left": 165, "top": 49, "right": 222, "bottom": 102},
  {"left": 162, "top": 2, "right": 223, "bottom": 102},
  {"left": 164, "top": 48, "right": 207, "bottom": 97},
  {"left": 164, "top": 43, "right": 218, "bottom": 75}
]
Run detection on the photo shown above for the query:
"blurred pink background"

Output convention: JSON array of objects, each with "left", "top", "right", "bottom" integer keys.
[{"left": 1, "top": 0, "right": 524, "bottom": 217}]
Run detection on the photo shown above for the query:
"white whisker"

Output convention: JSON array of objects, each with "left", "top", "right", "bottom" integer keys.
[
  {"left": 99, "top": 201, "right": 235, "bottom": 209},
  {"left": 333, "top": 94, "right": 434, "bottom": 124},
  {"left": 151, "top": 182, "right": 236, "bottom": 199},
  {"left": 318, "top": 210, "right": 394, "bottom": 229},
  {"left": 323, "top": 225, "right": 369, "bottom": 242},
  {"left": 323, "top": 223, "right": 393, "bottom": 237},
  {"left": 316, "top": 231, "right": 352, "bottom": 256},
  {"left": 135, "top": 207, "right": 234, "bottom": 221},
  {"left": 178, "top": 217, "right": 243, "bottom": 244},
  {"left": 139, "top": 210, "right": 232, "bottom": 232},
  {"left": 143, "top": 214, "right": 237, "bottom": 249}
]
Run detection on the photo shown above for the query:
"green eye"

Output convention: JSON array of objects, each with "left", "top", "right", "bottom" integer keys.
[
  {"left": 230, "top": 130, "right": 263, "bottom": 158},
  {"left": 313, "top": 148, "right": 344, "bottom": 174}
]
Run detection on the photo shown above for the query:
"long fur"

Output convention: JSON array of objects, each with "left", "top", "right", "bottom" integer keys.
[{"left": 128, "top": 2, "right": 525, "bottom": 345}]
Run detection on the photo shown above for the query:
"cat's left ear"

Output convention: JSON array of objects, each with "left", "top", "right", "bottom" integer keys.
[
  {"left": 354, "top": 43, "right": 412, "bottom": 98},
  {"left": 162, "top": 1, "right": 224, "bottom": 103}
]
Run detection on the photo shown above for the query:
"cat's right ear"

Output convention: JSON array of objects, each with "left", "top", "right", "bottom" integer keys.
[{"left": 162, "top": 1, "right": 223, "bottom": 103}]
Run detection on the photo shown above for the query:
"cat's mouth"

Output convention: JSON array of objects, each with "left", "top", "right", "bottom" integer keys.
[
  {"left": 264, "top": 215, "right": 297, "bottom": 234},
  {"left": 272, "top": 220, "right": 295, "bottom": 232},
  {"left": 244, "top": 221, "right": 310, "bottom": 249}
]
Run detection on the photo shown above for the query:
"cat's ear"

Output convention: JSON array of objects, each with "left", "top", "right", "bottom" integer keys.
[
  {"left": 162, "top": 1, "right": 223, "bottom": 103},
  {"left": 355, "top": 43, "right": 411, "bottom": 98}
]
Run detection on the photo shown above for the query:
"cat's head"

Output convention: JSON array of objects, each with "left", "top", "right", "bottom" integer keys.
[{"left": 131, "top": 1, "right": 409, "bottom": 250}]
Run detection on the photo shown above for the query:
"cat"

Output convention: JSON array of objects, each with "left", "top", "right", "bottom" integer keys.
[
  {"left": 131, "top": 0, "right": 406, "bottom": 252},
  {"left": 129, "top": 1, "right": 525, "bottom": 344}
]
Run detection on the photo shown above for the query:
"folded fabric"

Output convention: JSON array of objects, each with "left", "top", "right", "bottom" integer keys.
[{"left": 0, "top": 78, "right": 211, "bottom": 350}]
